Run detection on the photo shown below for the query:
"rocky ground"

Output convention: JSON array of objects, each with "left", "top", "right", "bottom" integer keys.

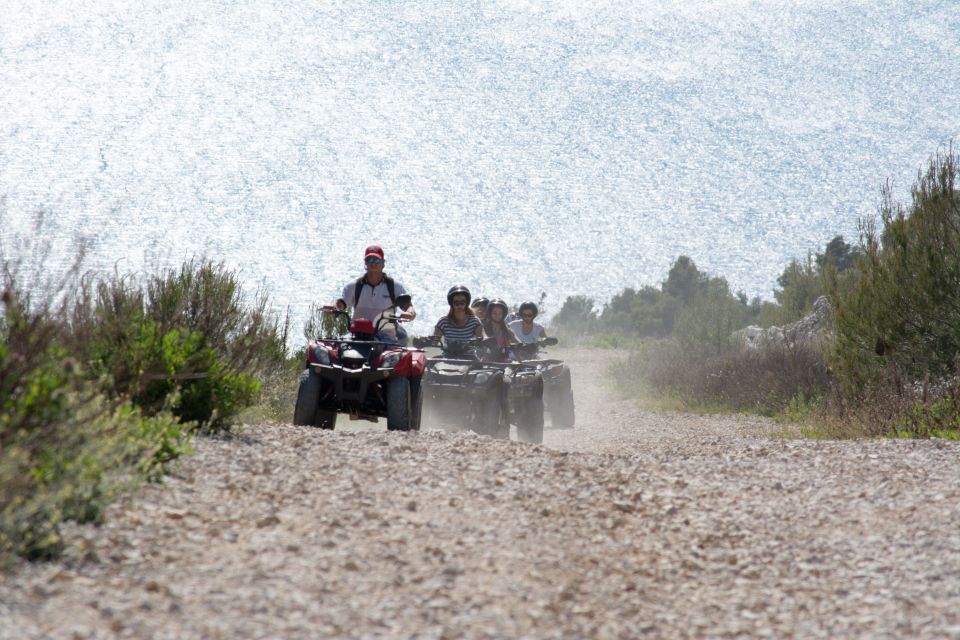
[{"left": 2, "top": 349, "right": 959, "bottom": 639}]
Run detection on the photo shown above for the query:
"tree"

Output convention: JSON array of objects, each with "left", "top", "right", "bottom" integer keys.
[
  {"left": 816, "top": 235, "right": 859, "bottom": 272},
  {"left": 674, "top": 277, "right": 752, "bottom": 356},
  {"left": 663, "top": 256, "right": 707, "bottom": 304},
  {"left": 828, "top": 148, "right": 960, "bottom": 392},
  {"left": 599, "top": 286, "right": 679, "bottom": 337},
  {"left": 773, "top": 255, "right": 823, "bottom": 323},
  {"left": 551, "top": 295, "right": 597, "bottom": 335}
]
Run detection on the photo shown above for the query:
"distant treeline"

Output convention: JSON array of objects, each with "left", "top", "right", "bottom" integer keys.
[
  {"left": 554, "top": 148, "right": 960, "bottom": 439},
  {"left": 552, "top": 235, "right": 856, "bottom": 341}
]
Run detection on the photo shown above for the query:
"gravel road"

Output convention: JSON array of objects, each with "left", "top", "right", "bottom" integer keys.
[{"left": 2, "top": 349, "right": 959, "bottom": 639}]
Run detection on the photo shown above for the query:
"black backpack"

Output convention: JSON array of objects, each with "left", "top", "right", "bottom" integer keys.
[{"left": 353, "top": 275, "right": 397, "bottom": 308}]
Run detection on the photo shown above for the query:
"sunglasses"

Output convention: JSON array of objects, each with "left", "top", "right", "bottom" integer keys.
[
  {"left": 452, "top": 299, "right": 468, "bottom": 306},
  {"left": 522, "top": 314, "right": 534, "bottom": 319},
  {"left": 365, "top": 257, "right": 383, "bottom": 265}
]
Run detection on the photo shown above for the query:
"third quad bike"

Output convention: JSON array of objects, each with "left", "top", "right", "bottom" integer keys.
[
  {"left": 293, "top": 305, "right": 425, "bottom": 431},
  {"left": 512, "top": 337, "right": 575, "bottom": 429}
]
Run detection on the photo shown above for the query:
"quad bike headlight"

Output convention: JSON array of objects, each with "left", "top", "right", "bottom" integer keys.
[
  {"left": 473, "top": 371, "right": 491, "bottom": 384},
  {"left": 312, "top": 346, "right": 331, "bottom": 365},
  {"left": 380, "top": 352, "right": 402, "bottom": 369}
]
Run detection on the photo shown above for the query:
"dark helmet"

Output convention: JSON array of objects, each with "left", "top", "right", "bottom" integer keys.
[
  {"left": 518, "top": 301, "right": 539, "bottom": 318},
  {"left": 447, "top": 285, "right": 472, "bottom": 306},
  {"left": 471, "top": 296, "right": 489, "bottom": 310},
  {"left": 487, "top": 298, "right": 509, "bottom": 317}
]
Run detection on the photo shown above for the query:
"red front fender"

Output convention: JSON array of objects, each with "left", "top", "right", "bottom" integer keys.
[{"left": 394, "top": 350, "right": 426, "bottom": 377}]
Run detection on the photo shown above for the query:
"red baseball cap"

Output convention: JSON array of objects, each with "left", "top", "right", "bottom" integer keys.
[{"left": 364, "top": 245, "right": 385, "bottom": 260}]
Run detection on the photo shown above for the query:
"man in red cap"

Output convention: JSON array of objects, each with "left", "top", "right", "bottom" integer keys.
[{"left": 334, "top": 245, "right": 416, "bottom": 344}]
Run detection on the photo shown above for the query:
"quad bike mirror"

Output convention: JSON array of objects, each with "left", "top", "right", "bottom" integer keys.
[{"left": 395, "top": 294, "right": 413, "bottom": 309}]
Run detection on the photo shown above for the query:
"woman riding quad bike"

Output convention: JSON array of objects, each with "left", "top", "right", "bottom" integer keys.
[
  {"left": 417, "top": 286, "right": 508, "bottom": 438},
  {"left": 435, "top": 285, "right": 484, "bottom": 342},
  {"left": 470, "top": 296, "right": 490, "bottom": 322},
  {"left": 481, "top": 298, "right": 519, "bottom": 362},
  {"left": 509, "top": 301, "right": 548, "bottom": 344}
]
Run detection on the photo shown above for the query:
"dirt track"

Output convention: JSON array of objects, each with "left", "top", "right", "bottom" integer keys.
[{"left": 2, "top": 349, "right": 959, "bottom": 639}]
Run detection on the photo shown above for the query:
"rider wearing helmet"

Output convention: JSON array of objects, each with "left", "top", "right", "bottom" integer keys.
[
  {"left": 434, "top": 285, "right": 484, "bottom": 341},
  {"left": 333, "top": 245, "right": 416, "bottom": 344},
  {"left": 482, "top": 298, "right": 518, "bottom": 360},
  {"left": 470, "top": 296, "right": 490, "bottom": 322},
  {"left": 508, "top": 301, "right": 547, "bottom": 344}
]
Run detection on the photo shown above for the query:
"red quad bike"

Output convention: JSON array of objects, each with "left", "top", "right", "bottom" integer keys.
[{"left": 293, "top": 306, "right": 425, "bottom": 431}]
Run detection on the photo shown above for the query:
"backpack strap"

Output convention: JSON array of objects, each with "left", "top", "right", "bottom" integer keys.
[
  {"left": 353, "top": 277, "right": 365, "bottom": 308},
  {"left": 384, "top": 276, "right": 396, "bottom": 306}
]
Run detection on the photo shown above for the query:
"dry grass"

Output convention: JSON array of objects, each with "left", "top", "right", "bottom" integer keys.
[{"left": 614, "top": 339, "right": 830, "bottom": 417}]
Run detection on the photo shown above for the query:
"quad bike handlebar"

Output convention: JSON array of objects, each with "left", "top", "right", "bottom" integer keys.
[
  {"left": 412, "top": 335, "right": 558, "bottom": 360},
  {"left": 319, "top": 306, "right": 410, "bottom": 339},
  {"left": 514, "top": 336, "right": 558, "bottom": 350},
  {"left": 504, "top": 336, "right": 559, "bottom": 361},
  {"left": 412, "top": 335, "right": 494, "bottom": 350}
]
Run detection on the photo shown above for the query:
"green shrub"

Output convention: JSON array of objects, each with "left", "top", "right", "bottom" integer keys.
[
  {"left": 770, "top": 255, "right": 823, "bottom": 324},
  {"left": 0, "top": 282, "right": 188, "bottom": 561},
  {"left": 69, "top": 259, "right": 288, "bottom": 432},
  {"left": 600, "top": 286, "right": 680, "bottom": 337},
  {"left": 0, "top": 376, "right": 186, "bottom": 559},
  {"left": 236, "top": 351, "right": 305, "bottom": 424},
  {"left": 0, "top": 251, "right": 285, "bottom": 561},
  {"left": 580, "top": 256, "right": 759, "bottom": 340}
]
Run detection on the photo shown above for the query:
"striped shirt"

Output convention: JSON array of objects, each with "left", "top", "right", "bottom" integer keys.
[{"left": 435, "top": 315, "right": 482, "bottom": 342}]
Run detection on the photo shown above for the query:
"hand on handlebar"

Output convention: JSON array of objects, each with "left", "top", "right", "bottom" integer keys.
[{"left": 412, "top": 335, "right": 441, "bottom": 349}]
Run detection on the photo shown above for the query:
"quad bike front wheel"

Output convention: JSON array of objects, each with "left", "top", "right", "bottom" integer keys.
[
  {"left": 551, "top": 392, "right": 575, "bottom": 429},
  {"left": 550, "top": 369, "right": 575, "bottom": 429},
  {"left": 410, "top": 379, "right": 423, "bottom": 432},
  {"left": 387, "top": 376, "right": 413, "bottom": 431},
  {"left": 516, "top": 389, "right": 545, "bottom": 444},
  {"left": 294, "top": 369, "right": 336, "bottom": 429},
  {"left": 477, "top": 388, "right": 504, "bottom": 438}
]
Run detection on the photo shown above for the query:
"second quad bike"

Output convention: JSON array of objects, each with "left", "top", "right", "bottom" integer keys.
[
  {"left": 412, "top": 335, "right": 509, "bottom": 438},
  {"left": 293, "top": 305, "right": 425, "bottom": 431},
  {"left": 414, "top": 335, "right": 549, "bottom": 443}
]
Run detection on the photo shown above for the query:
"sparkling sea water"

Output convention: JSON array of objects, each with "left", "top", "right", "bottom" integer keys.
[{"left": 2, "top": 0, "right": 958, "bottom": 336}]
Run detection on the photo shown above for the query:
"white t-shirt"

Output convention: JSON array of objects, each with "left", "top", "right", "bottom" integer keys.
[
  {"left": 509, "top": 320, "right": 544, "bottom": 344},
  {"left": 340, "top": 277, "right": 408, "bottom": 336}
]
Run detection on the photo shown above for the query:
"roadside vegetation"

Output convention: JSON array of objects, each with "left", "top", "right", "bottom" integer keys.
[
  {"left": 554, "top": 148, "right": 960, "bottom": 440},
  {"left": 1, "top": 250, "right": 289, "bottom": 562}
]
